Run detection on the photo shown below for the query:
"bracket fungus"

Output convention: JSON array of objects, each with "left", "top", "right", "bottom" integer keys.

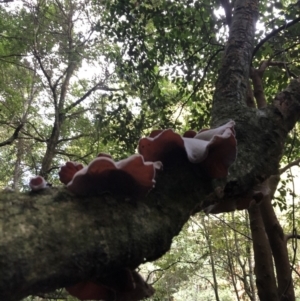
[
  {"left": 61, "top": 154, "right": 162, "bottom": 198},
  {"left": 138, "top": 120, "right": 237, "bottom": 178},
  {"left": 66, "top": 269, "right": 155, "bottom": 301}
]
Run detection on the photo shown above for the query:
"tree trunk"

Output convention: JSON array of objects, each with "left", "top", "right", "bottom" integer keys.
[
  {"left": 248, "top": 201, "right": 279, "bottom": 301},
  {"left": 260, "top": 176, "right": 295, "bottom": 301}
]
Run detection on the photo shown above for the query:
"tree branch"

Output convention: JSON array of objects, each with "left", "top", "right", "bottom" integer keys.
[
  {"left": 0, "top": 123, "right": 23, "bottom": 147},
  {"left": 286, "top": 233, "right": 300, "bottom": 241},
  {"left": 273, "top": 78, "right": 300, "bottom": 131},
  {"left": 212, "top": 0, "right": 259, "bottom": 121},
  {"left": 0, "top": 163, "right": 211, "bottom": 301},
  {"left": 57, "top": 134, "right": 87, "bottom": 144},
  {"left": 65, "top": 83, "right": 121, "bottom": 113},
  {"left": 279, "top": 158, "right": 300, "bottom": 174},
  {"left": 250, "top": 60, "right": 268, "bottom": 108},
  {"left": 55, "top": 150, "right": 93, "bottom": 163},
  {"left": 32, "top": 49, "right": 55, "bottom": 95},
  {"left": 252, "top": 17, "right": 300, "bottom": 59}
]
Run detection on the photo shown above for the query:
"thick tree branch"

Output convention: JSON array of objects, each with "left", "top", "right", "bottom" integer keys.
[
  {"left": 0, "top": 163, "right": 212, "bottom": 301},
  {"left": 0, "top": 123, "right": 23, "bottom": 147}
]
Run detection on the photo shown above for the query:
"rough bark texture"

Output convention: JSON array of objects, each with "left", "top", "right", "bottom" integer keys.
[
  {"left": 209, "top": 0, "right": 300, "bottom": 209},
  {"left": 0, "top": 163, "right": 211, "bottom": 301}
]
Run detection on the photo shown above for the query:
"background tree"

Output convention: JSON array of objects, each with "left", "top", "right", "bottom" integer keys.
[{"left": 0, "top": 0, "right": 300, "bottom": 301}]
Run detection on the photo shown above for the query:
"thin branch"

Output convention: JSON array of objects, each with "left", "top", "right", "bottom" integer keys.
[
  {"left": 26, "top": 121, "right": 47, "bottom": 141},
  {"left": 57, "top": 134, "right": 87, "bottom": 144},
  {"left": 0, "top": 53, "right": 30, "bottom": 58},
  {"left": 273, "top": 42, "right": 300, "bottom": 60},
  {"left": 286, "top": 233, "right": 300, "bottom": 241},
  {"left": 55, "top": 150, "right": 93, "bottom": 164},
  {"left": 20, "top": 130, "right": 47, "bottom": 143},
  {"left": 0, "top": 58, "right": 35, "bottom": 71},
  {"left": 53, "top": 69, "right": 67, "bottom": 91},
  {"left": 251, "top": 59, "right": 292, "bottom": 108},
  {"left": 252, "top": 17, "right": 300, "bottom": 59},
  {"left": 0, "top": 123, "right": 23, "bottom": 147},
  {"left": 211, "top": 215, "right": 252, "bottom": 240},
  {"left": 291, "top": 265, "right": 300, "bottom": 278},
  {"left": 65, "top": 84, "right": 122, "bottom": 113},
  {"left": 279, "top": 158, "right": 300, "bottom": 174},
  {"left": 65, "top": 108, "right": 95, "bottom": 119},
  {"left": 32, "top": 49, "right": 56, "bottom": 100}
]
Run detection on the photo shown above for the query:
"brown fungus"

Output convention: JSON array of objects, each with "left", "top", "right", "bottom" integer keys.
[
  {"left": 66, "top": 154, "right": 162, "bottom": 197},
  {"left": 138, "top": 121, "right": 237, "bottom": 178}
]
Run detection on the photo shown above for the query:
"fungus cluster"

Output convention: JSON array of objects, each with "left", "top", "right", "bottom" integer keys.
[
  {"left": 66, "top": 269, "right": 155, "bottom": 301},
  {"left": 58, "top": 154, "right": 162, "bottom": 198},
  {"left": 138, "top": 120, "right": 236, "bottom": 178},
  {"left": 28, "top": 121, "right": 237, "bottom": 301}
]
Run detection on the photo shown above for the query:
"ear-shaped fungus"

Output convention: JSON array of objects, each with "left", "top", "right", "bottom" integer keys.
[
  {"left": 66, "top": 281, "right": 113, "bottom": 301},
  {"left": 29, "top": 176, "right": 48, "bottom": 191},
  {"left": 66, "top": 269, "right": 155, "bottom": 301},
  {"left": 58, "top": 161, "right": 84, "bottom": 185},
  {"left": 66, "top": 154, "right": 162, "bottom": 197},
  {"left": 138, "top": 121, "right": 237, "bottom": 178}
]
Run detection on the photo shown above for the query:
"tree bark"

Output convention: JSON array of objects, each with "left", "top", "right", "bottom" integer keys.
[
  {"left": 260, "top": 176, "right": 295, "bottom": 301},
  {"left": 248, "top": 201, "right": 279, "bottom": 301},
  {"left": 0, "top": 163, "right": 211, "bottom": 301}
]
